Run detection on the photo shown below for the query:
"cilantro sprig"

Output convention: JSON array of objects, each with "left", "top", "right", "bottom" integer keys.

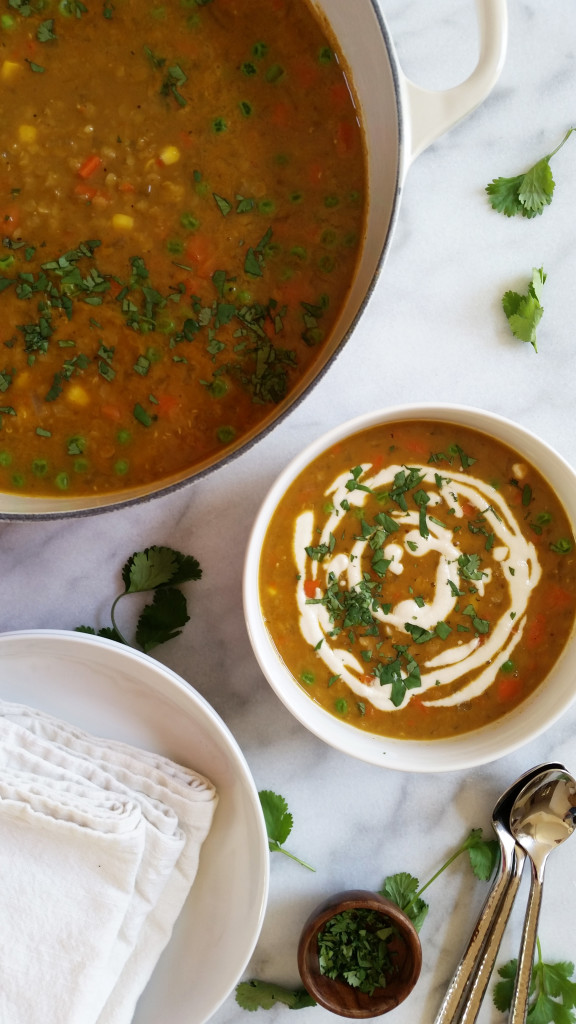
[
  {"left": 235, "top": 980, "right": 316, "bottom": 1012},
  {"left": 380, "top": 828, "right": 499, "bottom": 932},
  {"left": 493, "top": 939, "right": 576, "bottom": 1024},
  {"left": 486, "top": 128, "right": 575, "bottom": 218},
  {"left": 76, "top": 545, "right": 202, "bottom": 652},
  {"left": 259, "top": 790, "right": 315, "bottom": 872},
  {"left": 502, "top": 267, "right": 546, "bottom": 352}
]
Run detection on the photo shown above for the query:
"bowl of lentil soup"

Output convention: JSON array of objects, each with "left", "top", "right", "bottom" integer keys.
[
  {"left": 0, "top": 1, "right": 506, "bottom": 515},
  {"left": 244, "top": 404, "right": 576, "bottom": 771}
]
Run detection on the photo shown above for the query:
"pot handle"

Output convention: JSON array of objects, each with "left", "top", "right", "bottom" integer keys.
[{"left": 400, "top": 0, "right": 508, "bottom": 169}]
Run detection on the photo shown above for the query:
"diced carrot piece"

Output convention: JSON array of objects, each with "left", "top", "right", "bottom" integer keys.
[
  {"left": 331, "top": 82, "right": 351, "bottom": 107},
  {"left": 107, "top": 279, "right": 123, "bottom": 298},
  {"left": 78, "top": 154, "right": 103, "bottom": 179},
  {"left": 185, "top": 235, "right": 219, "bottom": 280},
  {"left": 100, "top": 404, "right": 123, "bottom": 422},
  {"left": 525, "top": 611, "right": 547, "bottom": 650},
  {"left": 497, "top": 676, "right": 523, "bottom": 702},
  {"left": 461, "top": 501, "right": 477, "bottom": 518},
  {"left": 179, "top": 129, "right": 194, "bottom": 149},
  {"left": 156, "top": 393, "right": 180, "bottom": 417},
  {"left": 546, "top": 584, "right": 574, "bottom": 613},
  {"left": 391, "top": 432, "right": 430, "bottom": 459},
  {"left": 308, "top": 161, "right": 324, "bottom": 184},
  {"left": 270, "top": 101, "right": 291, "bottom": 129},
  {"left": 273, "top": 278, "right": 314, "bottom": 310},
  {"left": 292, "top": 59, "right": 319, "bottom": 90},
  {"left": 74, "top": 183, "right": 98, "bottom": 201},
  {"left": 408, "top": 698, "right": 432, "bottom": 715},
  {"left": 336, "top": 119, "right": 358, "bottom": 156},
  {"left": 303, "top": 579, "right": 320, "bottom": 599}
]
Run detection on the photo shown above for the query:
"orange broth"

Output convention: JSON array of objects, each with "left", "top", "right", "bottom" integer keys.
[{"left": 259, "top": 420, "right": 576, "bottom": 740}]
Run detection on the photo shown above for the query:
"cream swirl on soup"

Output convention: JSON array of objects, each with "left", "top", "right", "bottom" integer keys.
[{"left": 294, "top": 463, "right": 541, "bottom": 711}]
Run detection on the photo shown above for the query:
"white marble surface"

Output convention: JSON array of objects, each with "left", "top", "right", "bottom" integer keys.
[{"left": 2, "top": 1, "right": 576, "bottom": 1021}]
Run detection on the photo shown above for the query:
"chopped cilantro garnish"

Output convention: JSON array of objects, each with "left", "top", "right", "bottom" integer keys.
[
  {"left": 133, "top": 402, "right": 155, "bottom": 427},
  {"left": 458, "top": 552, "right": 487, "bottom": 582},
  {"left": 36, "top": 18, "right": 56, "bottom": 41},
  {"left": 404, "top": 622, "right": 435, "bottom": 644}
]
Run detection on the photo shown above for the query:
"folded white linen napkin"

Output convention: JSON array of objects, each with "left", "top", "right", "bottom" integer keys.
[{"left": 0, "top": 699, "right": 218, "bottom": 1024}]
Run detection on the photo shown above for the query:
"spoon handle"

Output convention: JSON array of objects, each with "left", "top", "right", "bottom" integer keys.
[
  {"left": 458, "top": 845, "right": 526, "bottom": 1024},
  {"left": 509, "top": 861, "right": 545, "bottom": 1024},
  {"left": 433, "top": 842, "right": 522, "bottom": 1024}
]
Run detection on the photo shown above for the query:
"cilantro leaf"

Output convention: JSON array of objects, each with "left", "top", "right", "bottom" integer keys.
[
  {"left": 486, "top": 128, "right": 575, "bottom": 217},
  {"left": 258, "top": 790, "right": 314, "bottom": 871},
  {"left": 135, "top": 587, "right": 190, "bottom": 652},
  {"left": 121, "top": 546, "right": 201, "bottom": 592},
  {"left": 75, "top": 545, "right": 201, "bottom": 652},
  {"left": 380, "top": 870, "right": 419, "bottom": 906},
  {"left": 259, "top": 789, "right": 293, "bottom": 845},
  {"left": 458, "top": 552, "right": 486, "bottom": 582},
  {"left": 493, "top": 949, "right": 576, "bottom": 1024},
  {"left": 235, "top": 979, "right": 316, "bottom": 1011},
  {"left": 486, "top": 172, "right": 528, "bottom": 218},
  {"left": 502, "top": 267, "right": 546, "bottom": 352},
  {"left": 380, "top": 872, "right": 429, "bottom": 933},
  {"left": 493, "top": 959, "right": 519, "bottom": 1012},
  {"left": 463, "top": 827, "right": 500, "bottom": 880},
  {"left": 75, "top": 624, "right": 125, "bottom": 643},
  {"left": 37, "top": 18, "right": 57, "bottom": 41}
]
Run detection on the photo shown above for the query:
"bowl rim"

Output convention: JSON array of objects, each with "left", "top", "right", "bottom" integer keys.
[{"left": 243, "top": 402, "right": 576, "bottom": 772}]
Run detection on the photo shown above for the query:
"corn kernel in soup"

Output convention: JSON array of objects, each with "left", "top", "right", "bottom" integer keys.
[
  {"left": 0, "top": 0, "right": 366, "bottom": 497},
  {"left": 259, "top": 421, "right": 576, "bottom": 740}
]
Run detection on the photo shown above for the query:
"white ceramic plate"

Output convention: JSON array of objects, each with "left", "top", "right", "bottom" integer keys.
[{"left": 0, "top": 629, "right": 269, "bottom": 1024}]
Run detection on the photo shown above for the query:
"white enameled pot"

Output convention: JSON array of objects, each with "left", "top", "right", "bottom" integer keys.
[{"left": 1, "top": 0, "right": 507, "bottom": 518}]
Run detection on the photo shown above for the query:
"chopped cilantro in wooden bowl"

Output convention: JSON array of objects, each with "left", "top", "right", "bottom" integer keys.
[{"left": 297, "top": 889, "right": 421, "bottom": 1017}]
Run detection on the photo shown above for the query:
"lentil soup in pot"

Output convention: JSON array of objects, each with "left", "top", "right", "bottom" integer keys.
[{"left": 0, "top": 0, "right": 366, "bottom": 498}]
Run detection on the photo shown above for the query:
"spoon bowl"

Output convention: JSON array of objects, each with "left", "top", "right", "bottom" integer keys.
[
  {"left": 508, "top": 769, "right": 576, "bottom": 1024},
  {"left": 510, "top": 770, "right": 576, "bottom": 865}
]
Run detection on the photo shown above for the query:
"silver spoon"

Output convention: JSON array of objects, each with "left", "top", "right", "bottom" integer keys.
[
  {"left": 433, "top": 762, "right": 564, "bottom": 1024},
  {"left": 509, "top": 768, "right": 576, "bottom": 1024}
]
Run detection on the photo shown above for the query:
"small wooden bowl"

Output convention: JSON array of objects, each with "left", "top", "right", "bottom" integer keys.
[{"left": 297, "top": 889, "right": 422, "bottom": 1018}]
